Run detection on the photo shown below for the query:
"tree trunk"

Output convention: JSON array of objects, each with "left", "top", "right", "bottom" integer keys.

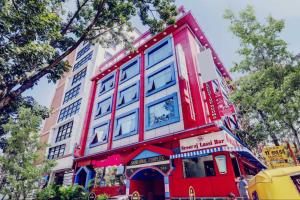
[
  {"left": 270, "top": 133, "right": 280, "bottom": 146},
  {"left": 291, "top": 126, "right": 300, "bottom": 151}
]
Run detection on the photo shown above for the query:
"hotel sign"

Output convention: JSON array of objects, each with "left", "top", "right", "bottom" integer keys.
[
  {"left": 180, "top": 131, "right": 241, "bottom": 153},
  {"left": 128, "top": 155, "right": 168, "bottom": 166}
]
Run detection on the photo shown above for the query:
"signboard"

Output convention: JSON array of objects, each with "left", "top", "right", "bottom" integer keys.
[
  {"left": 128, "top": 155, "right": 168, "bottom": 166},
  {"left": 262, "top": 146, "right": 288, "bottom": 161},
  {"left": 180, "top": 131, "right": 241, "bottom": 153},
  {"left": 88, "top": 192, "right": 97, "bottom": 200},
  {"left": 189, "top": 186, "right": 195, "bottom": 200},
  {"left": 203, "top": 80, "right": 221, "bottom": 121},
  {"left": 262, "top": 145, "right": 294, "bottom": 169},
  {"left": 132, "top": 191, "right": 140, "bottom": 200},
  {"left": 126, "top": 155, "right": 170, "bottom": 177},
  {"left": 126, "top": 164, "right": 170, "bottom": 178}
]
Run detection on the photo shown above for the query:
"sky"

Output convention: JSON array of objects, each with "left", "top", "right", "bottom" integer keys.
[{"left": 24, "top": 0, "right": 300, "bottom": 108}]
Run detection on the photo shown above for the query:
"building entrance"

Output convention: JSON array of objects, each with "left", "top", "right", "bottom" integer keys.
[{"left": 130, "top": 168, "right": 165, "bottom": 200}]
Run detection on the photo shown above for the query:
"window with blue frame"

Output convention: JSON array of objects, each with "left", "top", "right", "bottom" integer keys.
[
  {"left": 119, "top": 58, "right": 140, "bottom": 84},
  {"left": 145, "top": 63, "right": 176, "bottom": 96},
  {"left": 145, "top": 93, "right": 180, "bottom": 130},
  {"left": 114, "top": 109, "right": 138, "bottom": 140},
  {"left": 117, "top": 82, "right": 139, "bottom": 109},
  {"left": 72, "top": 68, "right": 86, "bottom": 85},
  {"left": 145, "top": 37, "right": 173, "bottom": 68},
  {"left": 58, "top": 99, "right": 81, "bottom": 122},
  {"left": 63, "top": 83, "right": 81, "bottom": 104},
  {"left": 76, "top": 43, "right": 91, "bottom": 60},
  {"left": 98, "top": 73, "right": 115, "bottom": 95},
  {"left": 73, "top": 51, "right": 93, "bottom": 71},
  {"left": 95, "top": 97, "right": 112, "bottom": 118},
  {"left": 89, "top": 122, "right": 109, "bottom": 147}
]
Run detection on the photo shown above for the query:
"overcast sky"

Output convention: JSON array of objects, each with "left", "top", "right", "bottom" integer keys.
[{"left": 24, "top": 0, "right": 300, "bottom": 108}]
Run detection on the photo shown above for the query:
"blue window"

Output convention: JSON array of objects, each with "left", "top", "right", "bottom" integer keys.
[
  {"left": 145, "top": 37, "right": 173, "bottom": 68},
  {"left": 73, "top": 51, "right": 93, "bottom": 71},
  {"left": 119, "top": 57, "right": 140, "bottom": 84},
  {"left": 72, "top": 68, "right": 86, "bottom": 85},
  {"left": 63, "top": 84, "right": 81, "bottom": 104},
  {"left": 95, "top": 97, "right": 112, "bottom": 118},
  {"left": 145, "top": 93, "right": 180, "bottom": 130},
  {"left": 98, "top": 73, "right": 115, "bottom": 95},
  {"left": 76, "top": 43, "right": 91, "bottom": 60},
  {"left": 89, "top": 121, "right": 109, "bottom": 147},
  {"left": 117, "top": 82, "right": 139, "bottom": 109},
  {"left": 145, "top": 63, "right": 176, "bottom": 96},
  {"left": 114, "top": 109, "right": 139, "bottom": 140},
  {"left": 58, "top": 99, "right": 81, "bottom": 122}
]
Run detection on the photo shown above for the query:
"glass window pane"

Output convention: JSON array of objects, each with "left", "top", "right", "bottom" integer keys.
[
  {"left": 118, "top": 114, "right": 135, "bottom": 135},
  {"left": 149, "top": 98, "right": 175, "bottom": 126},
  {"left": 148, "top": 67, "right": 172, "bottom": 91},
  {"left": 148, "top": 41, "right": 170, "bottom": 66},
  {"left": 183, "top": 155, "right": 216, "bottom": 178}
]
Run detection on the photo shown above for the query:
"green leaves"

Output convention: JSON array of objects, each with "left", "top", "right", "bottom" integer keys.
[
  {"left": 225, "top": 6, "right": 300, "bottom": 147},
  {"left": 0, "top": 106, "right": 55, "bottom": 199},
  {"left": 0, "top": 0, "right": 178, "bottom": 113}
]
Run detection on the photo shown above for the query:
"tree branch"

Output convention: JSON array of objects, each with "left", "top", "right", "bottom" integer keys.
[
  {"left": 0, "top": 0, "right": 106, "bottom": 110},
  {"left": 61, "top": 0, "right": 90, "bottom": 35}
]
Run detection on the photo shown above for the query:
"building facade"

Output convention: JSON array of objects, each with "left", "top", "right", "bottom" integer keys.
[
  {"left": 73, "top": 12, "right": 265, "bottom": 199},
  {"left": 39, "top": 31, "right": 140, "bottom": 186}
]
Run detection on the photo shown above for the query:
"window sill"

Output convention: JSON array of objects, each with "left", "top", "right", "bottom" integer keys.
[
  {"left": 89, "top": 141, "right": 108, "bottom": 148},
  {"left": 113, "top": 130, "right": 138, "bottom": 141},
  {"left": 145, "top": 117, "right": 180, "bottom": 131},
  {"left": 116, "top": 98, "right": 139, "bottom": 110},
  {"left": 94, "top": 111, "right": 111, "bottom": 120}
]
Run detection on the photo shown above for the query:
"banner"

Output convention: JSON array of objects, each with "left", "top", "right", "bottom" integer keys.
[{"left": 179, "top": 131, "right": 241, "bottom": 153}]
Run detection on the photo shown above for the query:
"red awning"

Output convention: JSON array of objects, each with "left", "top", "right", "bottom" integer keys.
[{"left": 91, "top": 154, "right": 123, "bottom": 168}]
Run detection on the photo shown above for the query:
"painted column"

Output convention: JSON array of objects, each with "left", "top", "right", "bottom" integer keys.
[
  {"left": 164, "top": 176, "right": 170, "bottom": 199},
  {"left": 125, "top": 179, "right": 130, "bottom": 196}
]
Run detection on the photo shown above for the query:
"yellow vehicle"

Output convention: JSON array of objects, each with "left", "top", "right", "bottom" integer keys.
[{"left": 247, "top": 166, "right": 300, "bottom": 200}]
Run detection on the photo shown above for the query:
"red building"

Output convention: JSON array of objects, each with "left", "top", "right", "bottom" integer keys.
[{"left": 73, "top": 12, "right": 265, "bottom": 199}]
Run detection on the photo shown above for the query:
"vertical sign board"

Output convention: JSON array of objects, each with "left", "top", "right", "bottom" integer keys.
[
  {"left": 203, "top": 80, "right": 222, "bottom": 121},
  {"left": 189, "top": 186, "right": 195, "bottom": 200}
]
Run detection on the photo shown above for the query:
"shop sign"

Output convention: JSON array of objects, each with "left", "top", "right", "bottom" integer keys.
[
  {"left": 126, "top": 164, "right": 170, "bottom": 178},
  {"left": 262, "top": 146, "right": 288, "bottom": 161},
  {"left": 128, "top": 155, "right": 169, "bottom": 166},
  {"left": 132, "top": 191, "right": 140, "bottom": 200},
  {"left": 203, "top": 80, "right": 221, "bottom": 121},
  {"left": 88, "top": 192, "right": 97, "bottom": 200},
  {"left": 180, "top": 131, "right": 226, "bottom": 153},
  {"left": 189, "top": 186, "right": 195, "bottom": 200}
]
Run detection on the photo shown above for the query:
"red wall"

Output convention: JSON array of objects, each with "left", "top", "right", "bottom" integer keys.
[
  {"left": 173, "top": 26, "right": 208, "bottom": 129},
  {"left": 169, "top": 152, "right": 239, "bottom": 198}
]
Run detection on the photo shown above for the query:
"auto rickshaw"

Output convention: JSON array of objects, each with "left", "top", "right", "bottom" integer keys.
[{"left": 247, "top": 166, "right": 300, "bottom": 200}]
